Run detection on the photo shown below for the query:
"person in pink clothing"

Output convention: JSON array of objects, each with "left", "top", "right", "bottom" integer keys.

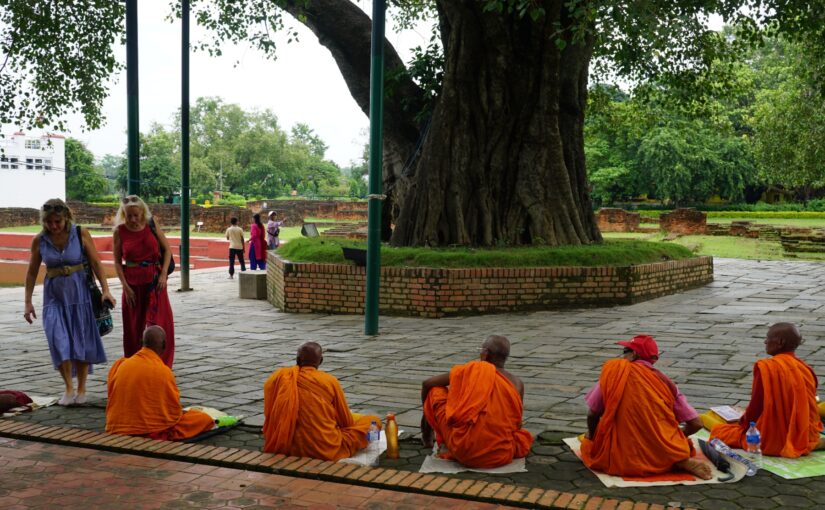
[{"left": 249, "top": 213, "right": 267, "bottom": 270}]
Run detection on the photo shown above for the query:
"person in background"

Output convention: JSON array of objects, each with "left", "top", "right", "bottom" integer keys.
[
  {"left": 266, "top": 211, "right": 285, "bottom": 249},
  {"left": 112, "top": 195, "right": 175, "bottom": 367},
  {"left": 23, "top": 198, "right": 112, "bottom": 405},
  {"left": 249, "top": 213, "right": 267, "bottom": 270},
  {"left": 225, "top": 217, "right": 246, "bottom": 279}
]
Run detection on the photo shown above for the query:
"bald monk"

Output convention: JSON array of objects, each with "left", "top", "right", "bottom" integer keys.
[
  {"left": 420, "top": 335, "right": 533, "bottom": 468},
  {"left": 581, "top": 335, "right": 712, "bottom": 479},
  {"left": 708, "top": 323, "right": 825, "bottom": 457},
  {"left": 263, "top": 342, "right": 380, "bottom": 460},
  {"left": 106, "top": 326, "right": 215, "bottom": 440}
]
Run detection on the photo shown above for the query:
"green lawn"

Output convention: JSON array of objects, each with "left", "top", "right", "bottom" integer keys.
[
  {"left": 600, "top": 232, "right": 825, "bottom": 261},
  {"left": 278, "top": 237, "right": 694, "bottom": 268},
  {"left": 705, "top": 217, "right": 825, "bottom": 228}
]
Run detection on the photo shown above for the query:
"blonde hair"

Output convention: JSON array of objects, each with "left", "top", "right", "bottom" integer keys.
[
  {"left": 113, "top": 195, "right": 152, "bottom": 229},
  {"left": 40, "top": 198, "right": 74, "bottom": 233}
]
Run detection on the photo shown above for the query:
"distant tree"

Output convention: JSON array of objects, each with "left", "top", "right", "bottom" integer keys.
[
  {"left": 116, "top": 124, "right": 179, "bottom": 201},
  {"left": 290, "top": 123, "right": 328, "bottom": 159},
  {"left": 65, "top": 138, "right": 107, "bottom": 201},
  {"left": 97, "top": 154, "right": 124, "bottom": 194}
]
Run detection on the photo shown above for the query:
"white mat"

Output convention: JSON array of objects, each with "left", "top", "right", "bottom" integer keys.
[
  {"left": 564, "top": 436, "right": 748, "bottom": 487},
  {"left": 1, "top": 395, "right": 57, "bottom": 417},
  {"left": 419, "top": 444, "right": 527, "bottom": 474},
  {"left": 339, "top": 430, "right": 388, "bottom": 466}
]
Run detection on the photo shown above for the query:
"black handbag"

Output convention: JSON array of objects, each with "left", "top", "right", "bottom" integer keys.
[
  {"left": 77, "top": 226, "right": 114, "bottom": 337},
  {"left": 148, "top": 218, "right": 175, "bottom": 275}
]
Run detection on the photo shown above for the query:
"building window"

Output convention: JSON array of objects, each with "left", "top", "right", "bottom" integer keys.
[
  {"left": 10, "top": 165, "right": 18, "bottom": 170},
  {"left": 0, "top": 164, "right": 7, "bottom": 169},
  {"left": 25, "top": 140, "right": 41, "bottom": 150},
  {"left": 43, "top": 158, "right": 52, "bottom": 170}
]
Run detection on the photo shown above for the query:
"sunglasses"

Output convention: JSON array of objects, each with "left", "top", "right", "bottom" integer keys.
[
  {"left": 122, "top": 195, "right": 141, "bottom": 205},
  {"left": 42, "top": 203, "right": 66, "bottom": 213}
]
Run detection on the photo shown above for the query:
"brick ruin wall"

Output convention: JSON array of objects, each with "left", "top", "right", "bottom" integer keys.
[{"left": 0, "top": 199, "right": 368, "bottom": 233}]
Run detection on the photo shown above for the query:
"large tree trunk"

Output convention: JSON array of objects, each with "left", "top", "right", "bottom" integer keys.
[
  {"left": 390, "top": 2, "right": 602, "bottom": 246},
  {"left": 287, "top": 0, "right": 601, "bottom": 247}
]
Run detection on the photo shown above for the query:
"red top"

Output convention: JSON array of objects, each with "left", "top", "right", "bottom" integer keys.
[{"left": 118, "top": 224, "right": 160, "bottom": 286}]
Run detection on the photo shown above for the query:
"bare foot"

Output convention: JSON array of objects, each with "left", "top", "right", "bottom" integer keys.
[
  {"left": 421, "top": 416, "right": 434, "bottom": 449},
  {"left": 815, "top": 436, "right": 825, "bottom": 451},
  {"left": 675, "top": 458, "right": 713, "bottom": 480}
]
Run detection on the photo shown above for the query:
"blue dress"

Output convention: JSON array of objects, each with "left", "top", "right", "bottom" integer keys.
[{"left": 39, "top": 225, "right": 107, "bottom": 370}]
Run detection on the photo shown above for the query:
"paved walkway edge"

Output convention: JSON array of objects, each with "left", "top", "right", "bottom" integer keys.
[{"left": 0, "top": 420, "right": 689, "bottom": 510}]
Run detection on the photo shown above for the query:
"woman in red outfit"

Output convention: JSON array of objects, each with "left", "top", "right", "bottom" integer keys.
[{"left": 112, "top": 195, "right": 175, "bottom": 367}]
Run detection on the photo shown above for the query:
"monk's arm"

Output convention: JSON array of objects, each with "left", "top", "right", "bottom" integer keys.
[
  {"left": 682, "top": 417, "right": 703, "bottom": 436},
  {"left": 421, "top": 373, "right": 450, "bottom": 403},
  {"left": 740, "top": 366, "right": 764, "bottom": 426},
  {"left": 586, "top": 408, "right": 602, "bottom": 439}
]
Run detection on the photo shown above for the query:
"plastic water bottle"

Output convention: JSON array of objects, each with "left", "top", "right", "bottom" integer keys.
[
  {"left": 709, "top": 437, "right": 759, "bottom": 476},
  {"left": 745, "top": 422, "right": 763, "bottom": 470},
  {"left": 367, "top": 421, "right": 380, "bottom": 466}
]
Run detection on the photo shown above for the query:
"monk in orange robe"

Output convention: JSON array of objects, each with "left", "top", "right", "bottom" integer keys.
[
  {"left": 105, "top": 326, "right": 215, "bottom": 440},
  {"left": 420, "top": 335, "right": 533, "bottom": 468},
  {"left": 263, "top": 342, "right": 380, "bottom": 460},
  {"left": 709, "top": 323, "right": 825, "bottom": 457},
  {"left": 581, "top": 335, "right": 712, "bottom": 479}
]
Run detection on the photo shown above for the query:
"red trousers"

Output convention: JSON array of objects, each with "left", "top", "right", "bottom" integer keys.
[{"left": 122, "top": 282, "right": 175, "bottom": 367}]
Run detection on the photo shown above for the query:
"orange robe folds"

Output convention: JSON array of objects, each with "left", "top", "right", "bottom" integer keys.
[
  {"left": 105, "top": 347, "right": 214, "bottom": 440},
  {"left": 423, "top": 360, "right": 533, "bottom": 468},
  {"left": 263, "top": 366, "right": 379, "bottom": 461},
  {"left": 581, "top": 359, "right": 693, "bottom": 477},
  {"left": 710, "top": 353, "right": 822, "bottom": 457}
]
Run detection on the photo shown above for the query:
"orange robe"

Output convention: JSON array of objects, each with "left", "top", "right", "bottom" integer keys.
[
  {"left": 105, "top": 347, "right": 214, "bottom": 440},
  {"left": 263, "top": 366, "right": 379, "bottom": 460},
  {"left": 423, "top": 360, "right": 533, "bottom": 468},
  {"left": 581, "top": 359, "right": 693, "bottom": 476},
  {"left": 710, "top": 353, "right": 822, "bottom": 457}
]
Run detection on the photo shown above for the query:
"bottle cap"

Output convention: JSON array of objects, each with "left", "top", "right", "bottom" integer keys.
[{"left": 386, "top": 413, "right": 395, "bottom": 420}]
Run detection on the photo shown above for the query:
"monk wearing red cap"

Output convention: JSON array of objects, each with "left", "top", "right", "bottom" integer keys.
[
  {"left": 708, "top": 323, "right": 825, "bottom": 457},
  {"left": 581, "top": 335, "right": 712, "bottom": 479},
  {"left": 421, "top": 335, "right": 534, "bottom": 468}
]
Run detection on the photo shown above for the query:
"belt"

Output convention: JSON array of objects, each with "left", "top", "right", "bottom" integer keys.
[
  {"left": 124, "top": 260, "right": 159, "bottom": 268},
  {"left": 46, "top": 264, "right": 85, "bottom": 278}
]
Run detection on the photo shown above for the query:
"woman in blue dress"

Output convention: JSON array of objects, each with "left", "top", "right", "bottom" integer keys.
[{"left": 23, "top": 199, "right": 114, "bottom": 406}]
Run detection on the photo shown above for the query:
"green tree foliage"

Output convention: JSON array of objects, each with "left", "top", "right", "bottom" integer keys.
[
  {"left": 65, "top": 138, "right": 107, "bottom": 202},
  {"left": 0, "top": 1, "right": 123, "bottom": 131},
  {"left": 751, "top": 42, "right": 825, "bottom": 197},
  {"left": 111, "top": 97, "right": 341, "bottom": 201}
]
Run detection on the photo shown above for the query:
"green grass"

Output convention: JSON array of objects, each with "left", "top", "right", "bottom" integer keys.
[
  {"left": 277, "top": 237, "right": 694, "bottom": 268},
  {"left": 301, "top": 217, "right": 360, "bottom": 224},
  {"left": 601, "top": 232, "right": 825, "bottom": 261},
  {"left": 705, "top": 217, "right": 825, "bottom": 228}
]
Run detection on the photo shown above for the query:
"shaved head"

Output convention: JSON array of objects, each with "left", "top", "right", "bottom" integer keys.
[
  {"left": 766, "top": 322, "right": 803, "bottom": 354},
  {"left": 142, "top": 326, "right": 167, "bottom": 356},
  {"left": 480, "top": 335, "right": 511, "bottom": 367},
  {"left": 297, "top": 342, "right": 323, "bottom": 368}
]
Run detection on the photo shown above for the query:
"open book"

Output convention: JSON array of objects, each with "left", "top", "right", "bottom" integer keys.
[{"left": 710, "top": 405, "right": 745, "bottom": 422}]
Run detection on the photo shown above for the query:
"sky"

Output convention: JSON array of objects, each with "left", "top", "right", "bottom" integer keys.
[{"left": 51, "top": 0, "right": 431, "bottom": 168}]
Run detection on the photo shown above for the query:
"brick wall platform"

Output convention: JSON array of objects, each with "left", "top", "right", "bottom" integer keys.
[
  {"left": 267, "top": 252, "right": 713, "bottom": 317},
  {"left": 659, "top": 208, "right": 707, "bottom": 235}
]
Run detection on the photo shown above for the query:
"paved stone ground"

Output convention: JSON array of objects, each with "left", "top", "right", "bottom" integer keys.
[
  {"left": 3, "top": 258, "right": 825, "bottom": 509},
  {"left": 0, "top": 437, "right": 517, "bottom": 509}
]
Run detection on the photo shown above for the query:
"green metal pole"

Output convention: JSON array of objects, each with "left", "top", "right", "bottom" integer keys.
[
  {"left": 179, "top": 0, "right": 192, "bottom": 291},
  {"left": 126, "top": 0, "right": 140, "bottom": 195},
  {"left": 364, "top": 0, "right": 385, "bottom": 336}
]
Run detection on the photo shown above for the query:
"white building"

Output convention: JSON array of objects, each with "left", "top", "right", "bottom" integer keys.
[{"left": 0, "top": 131, "right": 66, "bottom": 208}]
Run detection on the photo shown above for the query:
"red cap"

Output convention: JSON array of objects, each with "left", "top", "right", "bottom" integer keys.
[{"left": 617, "top": 335, "right": 660, "bottom": 361}]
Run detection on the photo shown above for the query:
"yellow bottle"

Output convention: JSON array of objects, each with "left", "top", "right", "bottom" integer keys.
[{"left": 385, "top": 413, "right": 399, "bottom": 459}]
